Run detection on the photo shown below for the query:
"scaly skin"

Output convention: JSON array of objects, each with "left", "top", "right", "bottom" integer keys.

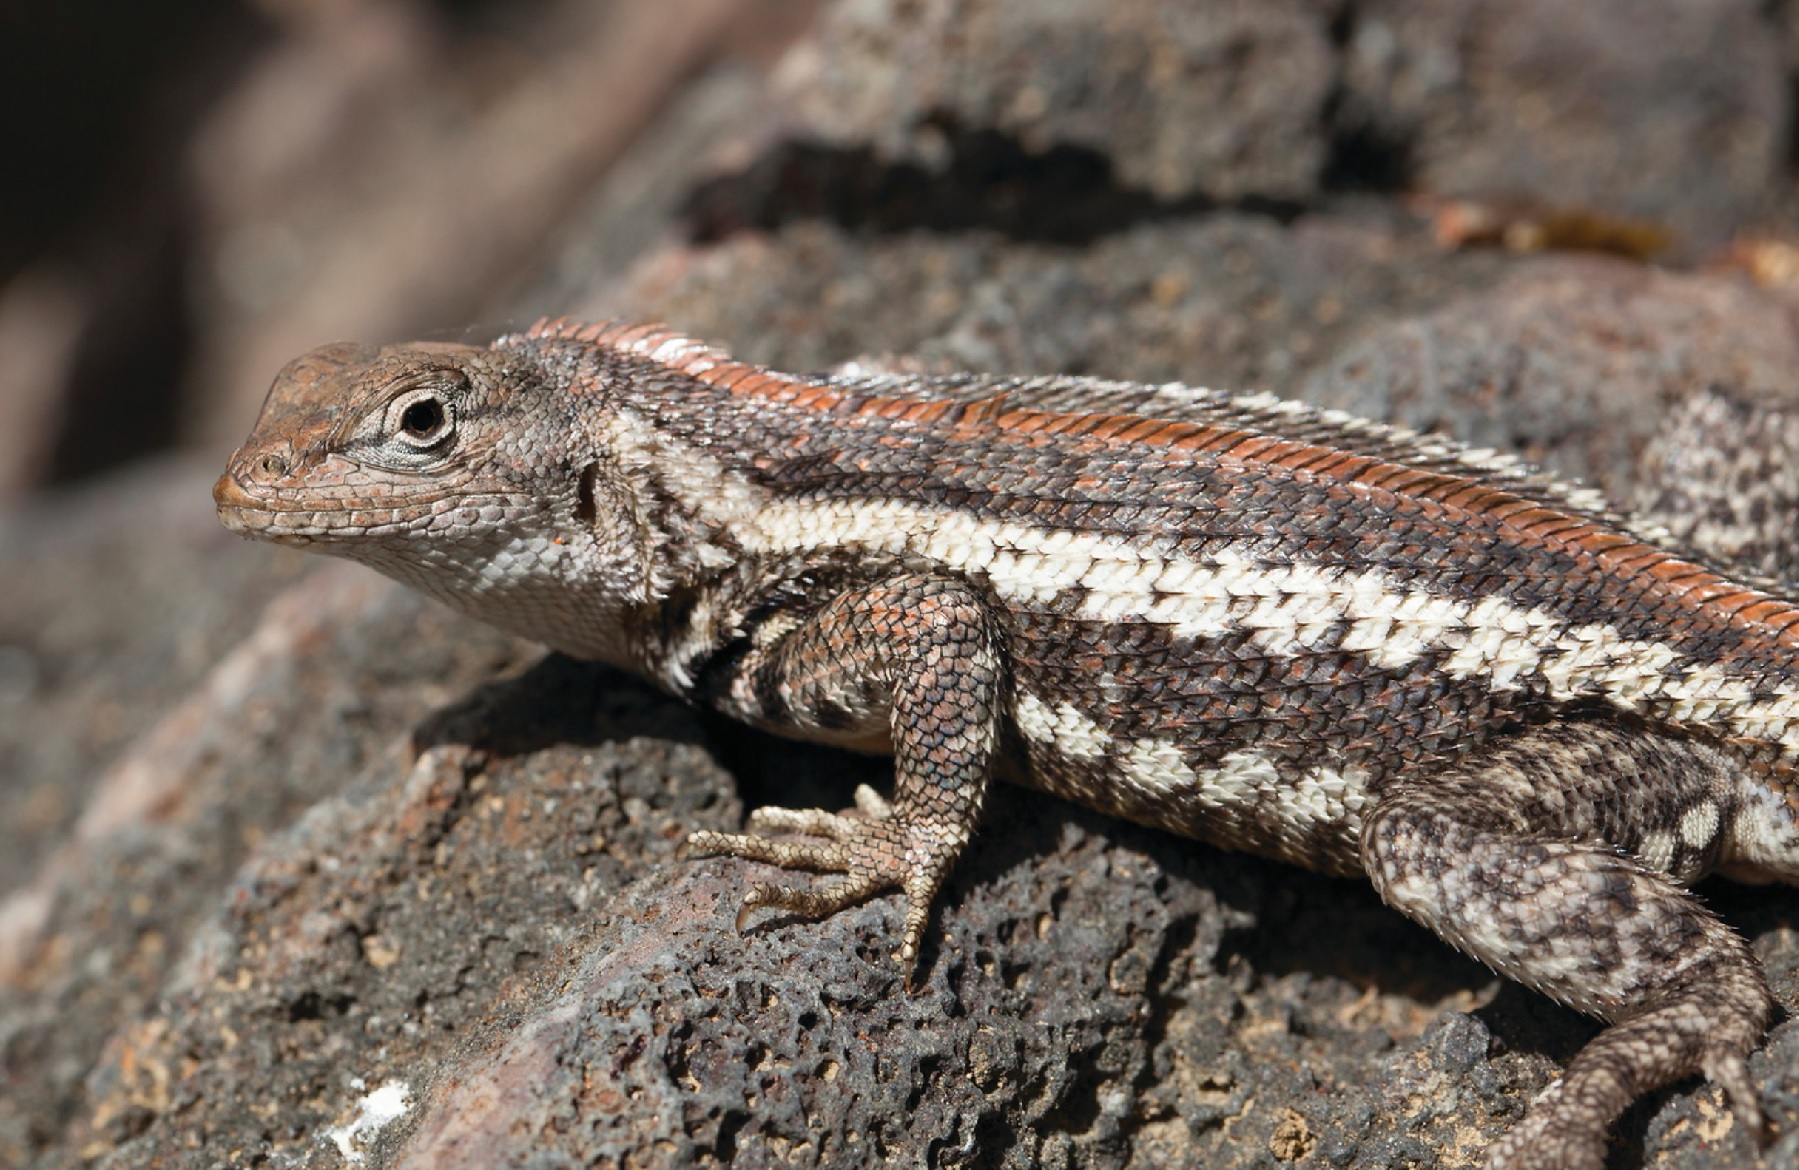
[{"left": 216, "top": 319, "right": 1799, "bottom": 1169}]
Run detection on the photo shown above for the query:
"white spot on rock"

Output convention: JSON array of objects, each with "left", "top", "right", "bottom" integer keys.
[{"left": 325, "top": 1080, "right": 412, "bottom": 1163}]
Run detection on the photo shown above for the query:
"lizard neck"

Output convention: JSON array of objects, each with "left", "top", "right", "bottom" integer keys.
[
  {"left": 341, "top": 528, "right": 662, "bottom": 671},
  {"left": 384, "top": 398, "right": 785, "bottom": 683}
]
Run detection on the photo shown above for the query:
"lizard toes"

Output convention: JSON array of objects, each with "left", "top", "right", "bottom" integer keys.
[
  {"left": 746, "top": 804, "right": 865, "bottom": 840},
  {"left": 737, "top": 873, "right": 887, "bottom": 931},
  {"left": 701, "top": 806, "right": 959, "bottom": 983},
  {"left": 687, "top": 827, "right": 851, "bottom": 873}
]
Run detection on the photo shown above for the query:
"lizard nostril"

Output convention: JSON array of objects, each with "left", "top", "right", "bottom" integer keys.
[{"left": 258, "top": 453, "right": 288, "bottom": 477}]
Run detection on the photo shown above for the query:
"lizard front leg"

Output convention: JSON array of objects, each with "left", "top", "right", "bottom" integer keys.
[
  {"left": 687, "top": 574, "right": 1005, "bottom": 978},
  {"left": 1360, "top": 721, "right": 1773, "bottom": 1170}
]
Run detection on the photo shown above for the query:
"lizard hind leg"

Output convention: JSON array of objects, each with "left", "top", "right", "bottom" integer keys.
[{"left": 1360, "top": 721, "right": 1773, "bottom": 1170}]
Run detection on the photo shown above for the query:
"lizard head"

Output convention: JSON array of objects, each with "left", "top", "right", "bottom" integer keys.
[
  {"left": 215, "top": 339, "right": 662, "bottom": 658},
  {"left": 215, "top": 340, "right": 531, "bottom": 549}
]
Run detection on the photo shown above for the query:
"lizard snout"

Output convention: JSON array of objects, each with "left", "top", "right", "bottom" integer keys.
[{"left": 212, "top": 471, "right": 262, "bottom": 537}]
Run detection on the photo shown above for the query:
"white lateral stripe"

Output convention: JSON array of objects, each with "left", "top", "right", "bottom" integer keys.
[
  {"left": 1115, "top": 738, "right": 1368, "bottom": 834},
  {"left": 1012, "top": 686, "right": 1369, "bottom": 833},
  {"left": 1013, "top": 691, "right": 1111, "bottom": 762},
  {"left": 742, "top": 496, "right": 1799, "bottom": 752}
]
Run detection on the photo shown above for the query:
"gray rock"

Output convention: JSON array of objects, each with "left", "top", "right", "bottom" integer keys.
[
  {"left": 1302, "top": 255, "right": 1799, "bottom": 492},
  {"left": 1339, "top": 0, "right": 1787, "bottom": 251},
  {"left": 776, "top": 0, "right": 1337, "bottom": 203}
]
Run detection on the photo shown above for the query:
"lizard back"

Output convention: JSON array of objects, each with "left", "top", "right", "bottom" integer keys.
[{"left": 512, "top": 320, "right": 1799, "bottom": 872}]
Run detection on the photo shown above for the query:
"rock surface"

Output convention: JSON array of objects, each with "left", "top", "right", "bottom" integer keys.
[
  {"left": 7, "top": 1, "right": 1799, "bottom": 1168},
  {"left": 775, "top": 0, "right": 1338, "bottom": 203},
  {"left": 1338, "top": 0, "right": 1787, "bottom": 253}
]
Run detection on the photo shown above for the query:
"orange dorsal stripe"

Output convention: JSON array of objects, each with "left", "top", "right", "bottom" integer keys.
[{"left": 523, "top": 319, "right": 1799, "bottom": 647}]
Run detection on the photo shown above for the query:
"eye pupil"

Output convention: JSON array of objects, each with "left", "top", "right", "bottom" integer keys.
[{"left": 401, "top": 399, "right": 445, "bottom": 438}]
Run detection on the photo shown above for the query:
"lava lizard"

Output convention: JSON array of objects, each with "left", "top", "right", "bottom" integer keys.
[{"left": 214, "top": 318, "right": 1799, "bottom": 1170}]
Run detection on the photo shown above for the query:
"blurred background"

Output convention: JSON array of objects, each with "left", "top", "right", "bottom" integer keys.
[{"left": 0, "top": 0, "right": 821, "bottom": 499}]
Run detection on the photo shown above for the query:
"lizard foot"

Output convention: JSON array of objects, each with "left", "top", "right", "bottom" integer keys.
[
  {"left": 1484, "top": 974, "right": 1767, "bottom": 1170},
  {"left": 687, "top": 784, "right": 957, "bottom": 983}
]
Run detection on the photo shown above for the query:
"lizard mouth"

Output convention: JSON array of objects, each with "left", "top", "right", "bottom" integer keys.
[{"left": 212, "top": 472, "right": 318, "bottom": 546}]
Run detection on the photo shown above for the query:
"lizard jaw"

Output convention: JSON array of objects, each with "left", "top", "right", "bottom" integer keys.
[{"left": 212, "top": 472, "right": 316, "bottom": 546}]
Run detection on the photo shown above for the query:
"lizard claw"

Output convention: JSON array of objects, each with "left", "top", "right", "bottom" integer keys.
[{"left": 686, "top": 786, "right": 954, "bottom": 984}]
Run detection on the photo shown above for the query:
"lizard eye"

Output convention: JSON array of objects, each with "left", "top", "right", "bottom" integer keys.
[
  {"left": 401, "top": 398, "right": 445, "bottom": 438},
  {"left": 387, "top": 389, "right": 455, "bottom": 449}
]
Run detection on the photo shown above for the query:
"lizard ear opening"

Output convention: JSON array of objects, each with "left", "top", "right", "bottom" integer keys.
[{"left": 576, "top": 462, "right": 599, "bottom": 525}]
